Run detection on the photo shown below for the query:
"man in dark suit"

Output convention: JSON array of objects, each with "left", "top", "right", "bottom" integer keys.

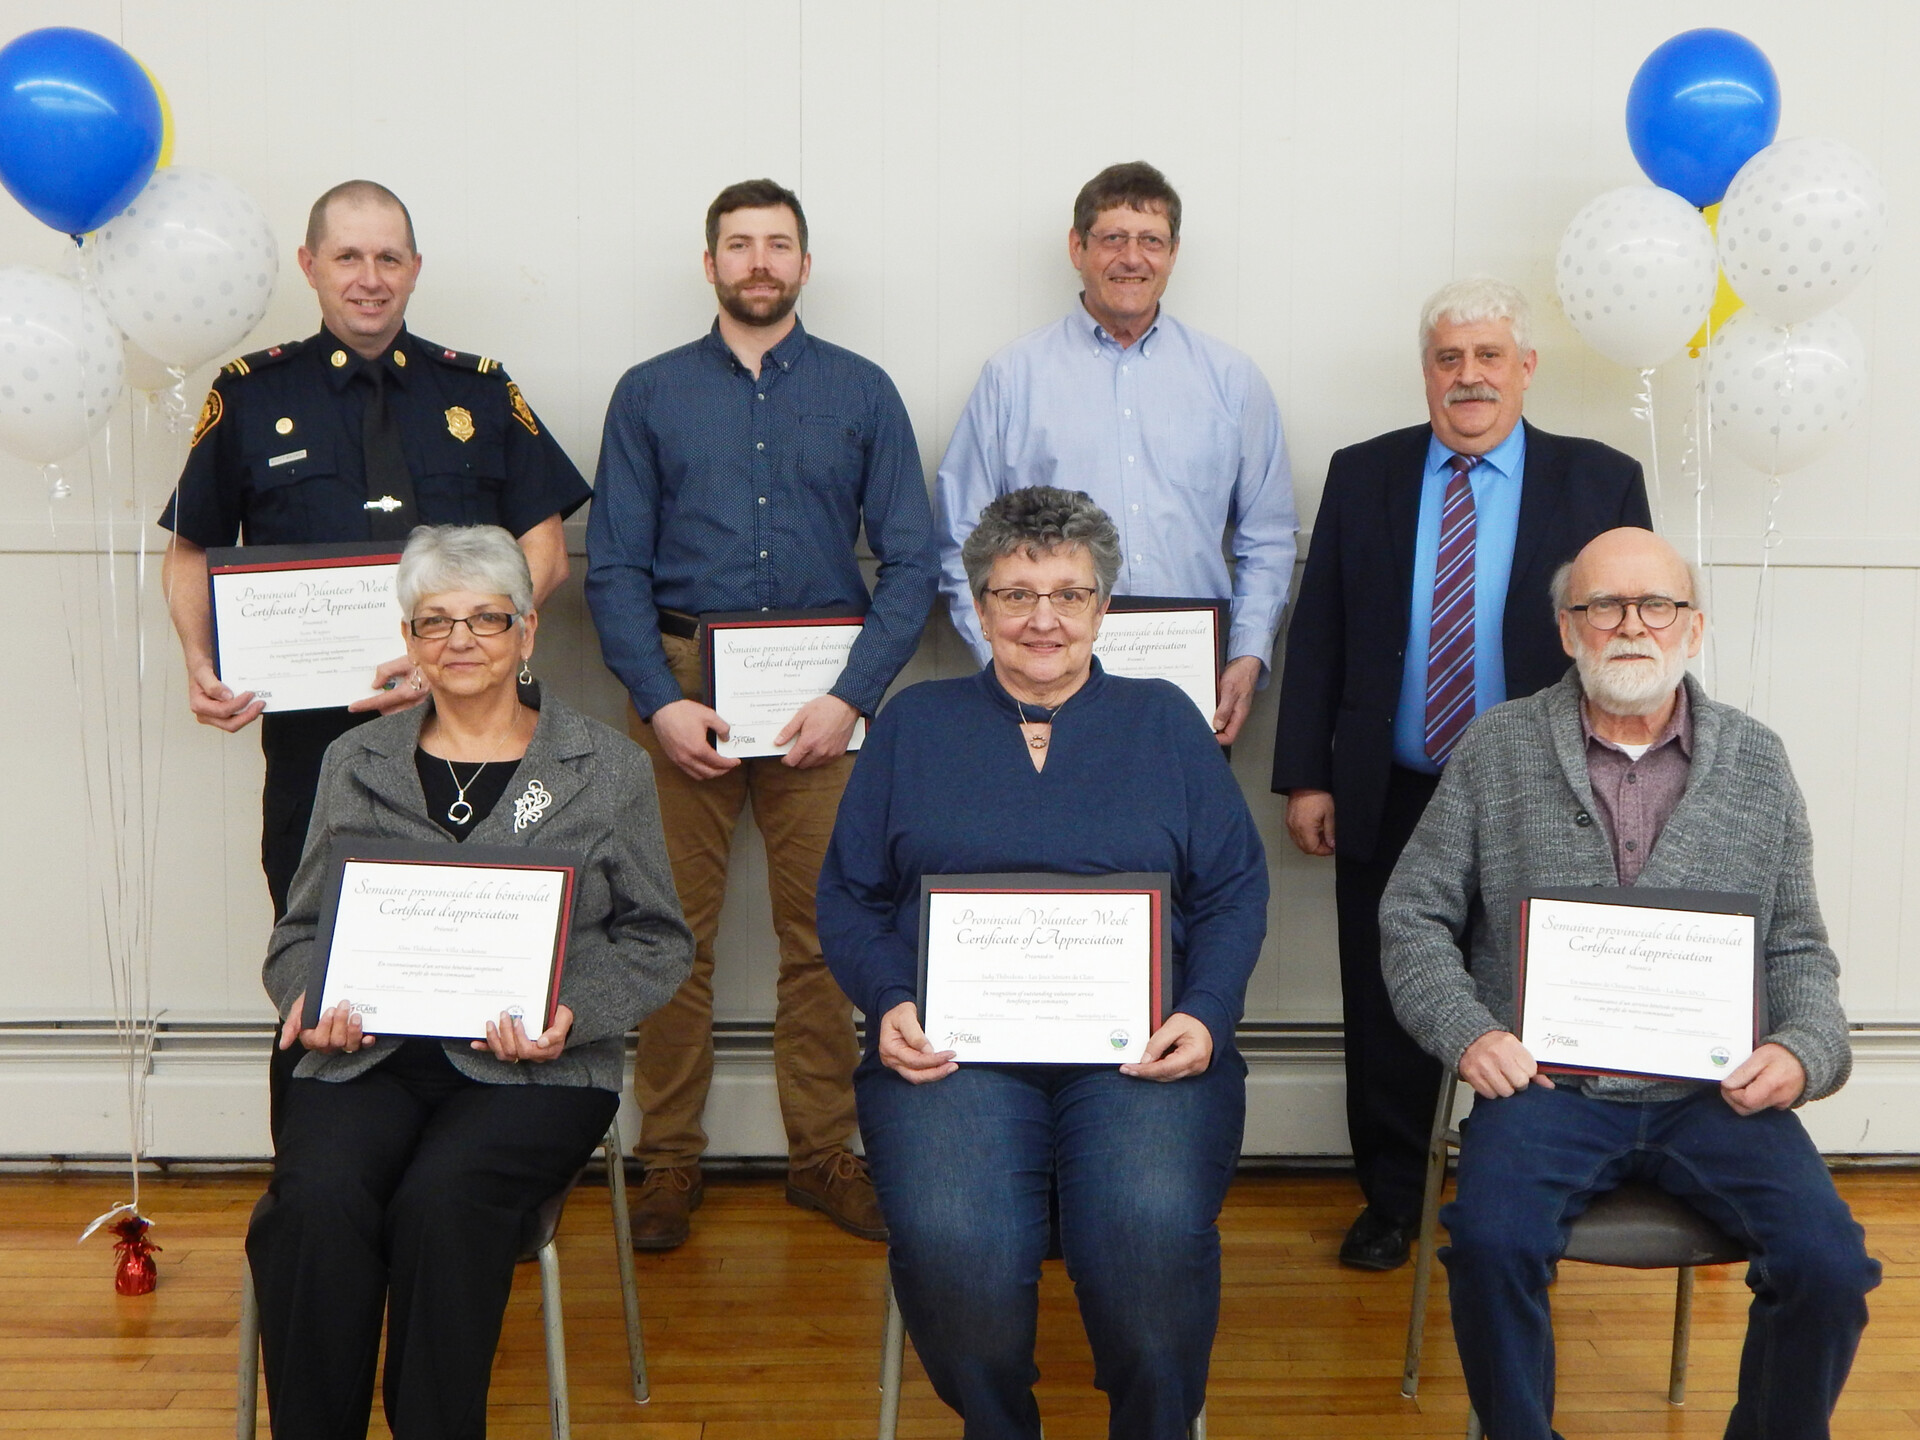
[{"left": 1271, "top": 278, "right": 1651, "bottom": 1269}]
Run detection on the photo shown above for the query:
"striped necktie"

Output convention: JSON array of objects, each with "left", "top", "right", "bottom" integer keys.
[{"left": 1424, "top": 453, "right": 1480, "bottom": 763}]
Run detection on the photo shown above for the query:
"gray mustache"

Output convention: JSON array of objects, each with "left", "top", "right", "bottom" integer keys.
[{"left": 1445, "top": 383, "right": 1501, "bottom": 406}]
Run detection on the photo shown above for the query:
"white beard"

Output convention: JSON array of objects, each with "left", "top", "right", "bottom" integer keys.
[{"left": 1576, "top": 634, "right": 1687, "bottom": 716}]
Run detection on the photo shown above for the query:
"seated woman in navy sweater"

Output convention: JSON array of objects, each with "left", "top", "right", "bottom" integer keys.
[{"left": 817, "top": 486, "right": 1268, "bottom": 1440}]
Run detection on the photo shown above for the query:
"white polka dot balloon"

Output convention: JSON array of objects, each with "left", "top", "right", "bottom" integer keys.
[
  {"left": 1717, "top": 137, "right": 1886, "bottom": 326},
  {"left": 89, "top": 166, "right": 279, "bottom": 373},
  {"left": 1555, "top": 185, "right": 1717, "bottom": 369},
  {"left": 0, "top": 266, "right": 125, "bottom": 465},
  {"left": 1708, "top": 307, "right": 1866, "bottom": 475}
]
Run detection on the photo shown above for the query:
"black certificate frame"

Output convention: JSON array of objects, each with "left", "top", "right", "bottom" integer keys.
[
  {"left": 301, "top": 836, "right": 584, "bottom": 1040},
  {"left": 700, "top": 605, "right": 868, "bottom": 753},
  {"left": 1516, "top": 886, "right": 1766, "bottom": 1083},
  {"left": 1100, "top": 595, "right": 1230, "bottom": 706},
  {"left": 915, "top": 872, "right": 1172, "bottom": 1061},
  {"left": 206, "top": 540, "right": 403, "bottom": 701}
]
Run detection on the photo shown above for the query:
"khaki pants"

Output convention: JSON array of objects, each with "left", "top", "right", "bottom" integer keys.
[{"left": 627, "top": 631, "right": 860, "bottom": 1169}]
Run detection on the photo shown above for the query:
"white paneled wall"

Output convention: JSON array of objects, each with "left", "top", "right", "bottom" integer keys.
[{"left": 1, "top": 0, "right": 1916, "bottom": 1157}]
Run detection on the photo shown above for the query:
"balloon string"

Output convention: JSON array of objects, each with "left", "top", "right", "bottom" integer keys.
[
  {"left": 1630, "top": 367, "right": 1663, "bottom": 527},
  {"left": 1692, "top": 348, "right": 1716, "bottom": 697},
  {"left": 1746, "top": 475, "right": 1784, "bottom": 717}
]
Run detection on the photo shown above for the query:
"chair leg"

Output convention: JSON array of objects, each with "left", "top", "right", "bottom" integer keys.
[
  {"left": 603, "top": 1116, "right": 650, "bottom": 1403},
  {"left": 1189, "top": 1401, "right": 1207, "bottom": 1439},
  {"left": 1669, "top": 1265, "right": 1695, "bottom": 1405},
  {"left": 236, "top": 1261, "right": 260, "bottom": 1440},
  {"left": 1402, "top": 1075, "right": 1459, "bottom": 1398},
  {"left": 878, "top": 1272, "right": 905, "bottom": 1440},
  {"left": 1465, "top": 1404, "right": 1484, "bottom": 1439},
  {"left": 539, "top": 1239, "right": 570, "bottom": 1440}
]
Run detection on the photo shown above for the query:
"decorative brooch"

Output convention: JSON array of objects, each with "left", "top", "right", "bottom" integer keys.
[{"left": 513, "top": 778, "right": 552, "bottom": 833}]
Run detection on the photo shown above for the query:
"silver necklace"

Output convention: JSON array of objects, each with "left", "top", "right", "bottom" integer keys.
[
  {"left": 1013, "top": 694, "right": 1070, "bottom": 751},
  {"left": 439, "top": 711, "right": 523, "bottom": 825}
]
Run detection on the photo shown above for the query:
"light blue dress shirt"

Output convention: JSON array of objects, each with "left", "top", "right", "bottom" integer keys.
[
  {"left": 1391, "top": 424, "right": 1528, "bottom": 774},
  {"left": 936, "top": 302, "right": 1297, "bottom": 674}
]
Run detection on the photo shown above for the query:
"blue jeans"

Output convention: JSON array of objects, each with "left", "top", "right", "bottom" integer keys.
[
  {"left": 1442, "top": 1084, "right": 1880, "bottom": 1440},
  {"left": 858, "top": 1054, "right": 1246, "bottom": 1440}
]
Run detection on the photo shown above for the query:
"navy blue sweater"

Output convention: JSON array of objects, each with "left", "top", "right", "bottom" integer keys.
[{"left": 817, "top": 661, "right": 1269, "bottom": 1064}]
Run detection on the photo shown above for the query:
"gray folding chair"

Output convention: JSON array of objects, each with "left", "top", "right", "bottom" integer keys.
[
  {"left": 877, "top": 1273, "right": 1208, "bottom": 1439},
  {"left": 1399, "top": 1074, "right": 1746, "bottom": 1436},
  {"left": 237, "top": 1115, "right": 647, "bottom": 1440}
]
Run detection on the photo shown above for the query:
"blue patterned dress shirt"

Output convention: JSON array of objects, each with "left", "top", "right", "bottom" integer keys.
[{"left": 585, "top": 318, "right": 937, "bottom": 719}]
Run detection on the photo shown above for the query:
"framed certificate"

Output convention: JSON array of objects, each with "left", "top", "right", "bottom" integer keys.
[
  {"left": 916, "top": 873, "right": 1169, "bottom": 1065},
  {"left": 1094, "top": 596, "right": 1229, "bottom": 727},
  {"left": 302, "top": 838, "right": 583, "bottom": 1042},
  {"left": 702, "top": 607, "right": 868, "bottom": 759},
  {"left": 1517, "top": 887, "right": 1765, "bottom": 1083},
  {"left": 208, "top": 542, "right": 403, "bottom": 712}
]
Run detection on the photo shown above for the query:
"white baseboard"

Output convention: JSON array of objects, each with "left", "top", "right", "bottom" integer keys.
[{"left": 1, "top": 1023, "right": 1915, "bottom": 1164}]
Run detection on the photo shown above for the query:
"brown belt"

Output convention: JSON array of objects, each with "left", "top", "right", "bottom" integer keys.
[{"left": 658, "top": 608, "right": 700, "bottom": 640}]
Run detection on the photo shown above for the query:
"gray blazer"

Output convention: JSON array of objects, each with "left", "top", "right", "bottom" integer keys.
[
  {"left": 264, "top": 693, "right": 693, "bottom": 1091},
  {"left": 1381, "top": 670, "right": 1851, "bottom": 1105}
]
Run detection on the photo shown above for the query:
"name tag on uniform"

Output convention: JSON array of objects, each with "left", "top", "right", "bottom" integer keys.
[{"left": 268, "top": 449, "right": 309, "bottom": 467}]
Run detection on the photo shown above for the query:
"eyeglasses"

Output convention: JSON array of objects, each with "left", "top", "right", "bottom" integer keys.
[
  {"left": 1568, "top": 596, "right": 1691, "bottom": 631},
  {"left": 408, "top": 611, "right": 518, "bottom": 640},
  {"left": 982, "top": 586, "right": 1100, "bottom": 617},
  {"left": 1088, "top": 230, "right": 1172, "bottom": 256}
]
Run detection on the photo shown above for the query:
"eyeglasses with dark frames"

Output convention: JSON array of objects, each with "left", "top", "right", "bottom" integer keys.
[
  {"left": 1568, "top": 596, "right": 1691, "bottom": 631},
  {"left": 408, "top": 611, "right": 519, "bottom": 640}
]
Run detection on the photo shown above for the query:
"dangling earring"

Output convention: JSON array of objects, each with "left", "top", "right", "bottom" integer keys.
[{"left": 518, "top": 660, "right": 533, "bottom": 685}]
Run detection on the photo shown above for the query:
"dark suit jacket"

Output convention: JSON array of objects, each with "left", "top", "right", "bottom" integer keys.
[{"left": 1269, "top": 421, "right": 1651, "bottom": 863}]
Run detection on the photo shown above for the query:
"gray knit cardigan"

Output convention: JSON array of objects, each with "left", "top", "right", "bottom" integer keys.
[{"left": 1380, "top": 670, "right": 1850, "bottom": 1104}]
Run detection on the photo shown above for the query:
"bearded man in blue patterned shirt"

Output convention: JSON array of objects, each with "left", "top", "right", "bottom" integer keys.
[{"left": 586, "top": 178, "right": 937, "bottom": 1249}]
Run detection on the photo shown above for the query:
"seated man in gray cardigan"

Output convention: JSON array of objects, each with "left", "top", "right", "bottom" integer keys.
[{"left": 1381, "top": 527, "right": 1880, "bottom": 1440}]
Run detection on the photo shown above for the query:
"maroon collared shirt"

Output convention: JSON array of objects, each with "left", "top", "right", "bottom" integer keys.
[{"left": 1582, "top": 685, "right": 1693, "bottom": 884}]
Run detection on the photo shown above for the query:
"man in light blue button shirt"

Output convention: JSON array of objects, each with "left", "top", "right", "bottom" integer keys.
[{"left": 936, "top": 161, "right": 1297, "bottom": 745}]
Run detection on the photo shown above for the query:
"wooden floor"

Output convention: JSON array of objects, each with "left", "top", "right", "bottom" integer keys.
[{"left": 2, "top": 1168, "right": 1916, "bottom": 1438}]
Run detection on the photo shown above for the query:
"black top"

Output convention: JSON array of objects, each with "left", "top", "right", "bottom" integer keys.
[
  {"left": 161, "top": 325, "right": 591, "bottom": 547},
  {"left": 415, "top": 748, "right": 521, "bottom": 840}
]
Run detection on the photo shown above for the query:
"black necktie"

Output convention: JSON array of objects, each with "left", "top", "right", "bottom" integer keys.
[{"left": 361, "top": 366, "right": 417, "bottom": 542}]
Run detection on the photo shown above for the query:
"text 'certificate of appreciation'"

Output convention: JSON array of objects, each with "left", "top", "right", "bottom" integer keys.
[
  {"left": 703, "top": 609, "right": 868, "bottom": 759},
  {"left": 1093, "top": 597, "right": 1228, "bottom": 727},
  {"left": 1518, "top": 888, "right": 1762, "bottom": 1083},
  {"left": 305, "top": 840, "right": 580, "bottom": 1042},
  {"left": 209, "top": 542, "right": 403, "bottom": 712},
  {"left": 918, "top": 873, "right": 1168, "bottom": 1065}
]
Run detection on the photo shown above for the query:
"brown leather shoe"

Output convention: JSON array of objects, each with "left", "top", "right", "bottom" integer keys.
[
  {"left": 628, "top": 1164, "right": 703, "bottom": 1251},
  {"left": 786, "top": 1148, "right": 888, "bottom": 1241}
]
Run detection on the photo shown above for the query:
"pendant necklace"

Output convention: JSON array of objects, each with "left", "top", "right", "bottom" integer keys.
[
  {"left": 442, "top": 709, "right": 524, "bottom": 825},
  {"left": 1013, "top": 694, "right": 1070, "bottom": 751}
]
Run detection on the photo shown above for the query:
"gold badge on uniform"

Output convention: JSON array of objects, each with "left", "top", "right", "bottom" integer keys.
[
  {"left": 445, "top": 405, "right": 475, "bottom": 442},
  {"left": 275, "top": 416, "right": 294, "bottom": 435},
  {"left": 506, "top": 381, "right": 540, "bottom": 436},
  {"left": 190, "top": 389, "right": 224, "bottom": 448}
]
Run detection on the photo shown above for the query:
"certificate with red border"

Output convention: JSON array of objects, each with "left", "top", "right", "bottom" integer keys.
[
  {"left": 1094, "top": 596, "right": 1230, "bottom": 728},
  {"left": 916, "top": 873, "right": 1169, "bottom": 1064},
  {"left": 701, "top": 607, "right": 868, "bottom": 759},
  {"left": 1517, "top": 888, "right": 1765, "bottom": 1084},
  {"left": 302, "top": 838, "right": 582, "bottom": 1042},
  {"left": 207, "top": 542, "right": 403, "bottom": 712}
]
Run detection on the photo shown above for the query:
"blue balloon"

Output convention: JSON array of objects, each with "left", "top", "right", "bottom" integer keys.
[
  {"left": 0, "top": 27, "right": 162, "bottom": 237},
  {"left": 1626, "top": 29, "right": 1780, "bottom": 208}
]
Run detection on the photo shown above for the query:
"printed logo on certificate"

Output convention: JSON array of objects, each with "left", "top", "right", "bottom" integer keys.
[
  {"left": 1516, "top": 887, "right": 1765, "bottom": 1084},
  {"left": 1093, "top": 596, "right": 1229, "bottom": 728},
  {"left": 208, "top": 542, "right": 403, "bottom": 712},
  {"left": 916, "top": 873, "right": 1170, "bottom": 1065},
  {"left": 303, "top": 838, "right": 582, "bottom": 1042},
  {"left": 701, "top": 608, "right": 868, "bottom": 760}
]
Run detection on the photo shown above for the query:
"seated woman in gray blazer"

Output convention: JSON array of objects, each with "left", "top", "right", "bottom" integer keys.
[{"left": 245, "top": 524, "right": 693, "bottom": 1440}]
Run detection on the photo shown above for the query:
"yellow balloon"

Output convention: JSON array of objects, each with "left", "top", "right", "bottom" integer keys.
[
  {"left": 136, "top": 57, "right": 174, "bottom": 168},
  {"left": 1687, "top": 203, "right": 1743, "bottom": 357}
]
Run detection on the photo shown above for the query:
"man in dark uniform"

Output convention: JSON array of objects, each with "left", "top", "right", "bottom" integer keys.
[{"left": 158, "top": 179, "right": 590, "bottom": 1131}]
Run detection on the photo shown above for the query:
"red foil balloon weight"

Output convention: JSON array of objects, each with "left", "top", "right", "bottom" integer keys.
[{"left": 110, "top": 1213, "right": 159, "bottom": 1295}]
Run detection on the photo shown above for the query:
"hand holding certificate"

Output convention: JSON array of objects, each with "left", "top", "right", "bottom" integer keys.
[
  {"left": 304, "top": 840, "right": 581, "bottom": 1042},
  {"left": 1092, "top": 597, "right": 1228, "bottom": 727},
  {"left": 703, "top": 609, "right": 868, "bottom": 760},
  {"left": 209, "top": 543, "right": 404, "bottom": 712},
  {"left": 918, "top": 874, "right": 1168, "bottom": 1065},
  {"left": 1517, "top": 888, "right": 1763, "bottom": 1083}
]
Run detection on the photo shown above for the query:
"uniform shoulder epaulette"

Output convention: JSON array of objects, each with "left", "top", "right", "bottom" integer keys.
[
  {"left": 424, "top": 344, "right": 508, "bottom": 378},
  {"left": 220, "top": 338, "right": 304, "bottom": 378}
]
